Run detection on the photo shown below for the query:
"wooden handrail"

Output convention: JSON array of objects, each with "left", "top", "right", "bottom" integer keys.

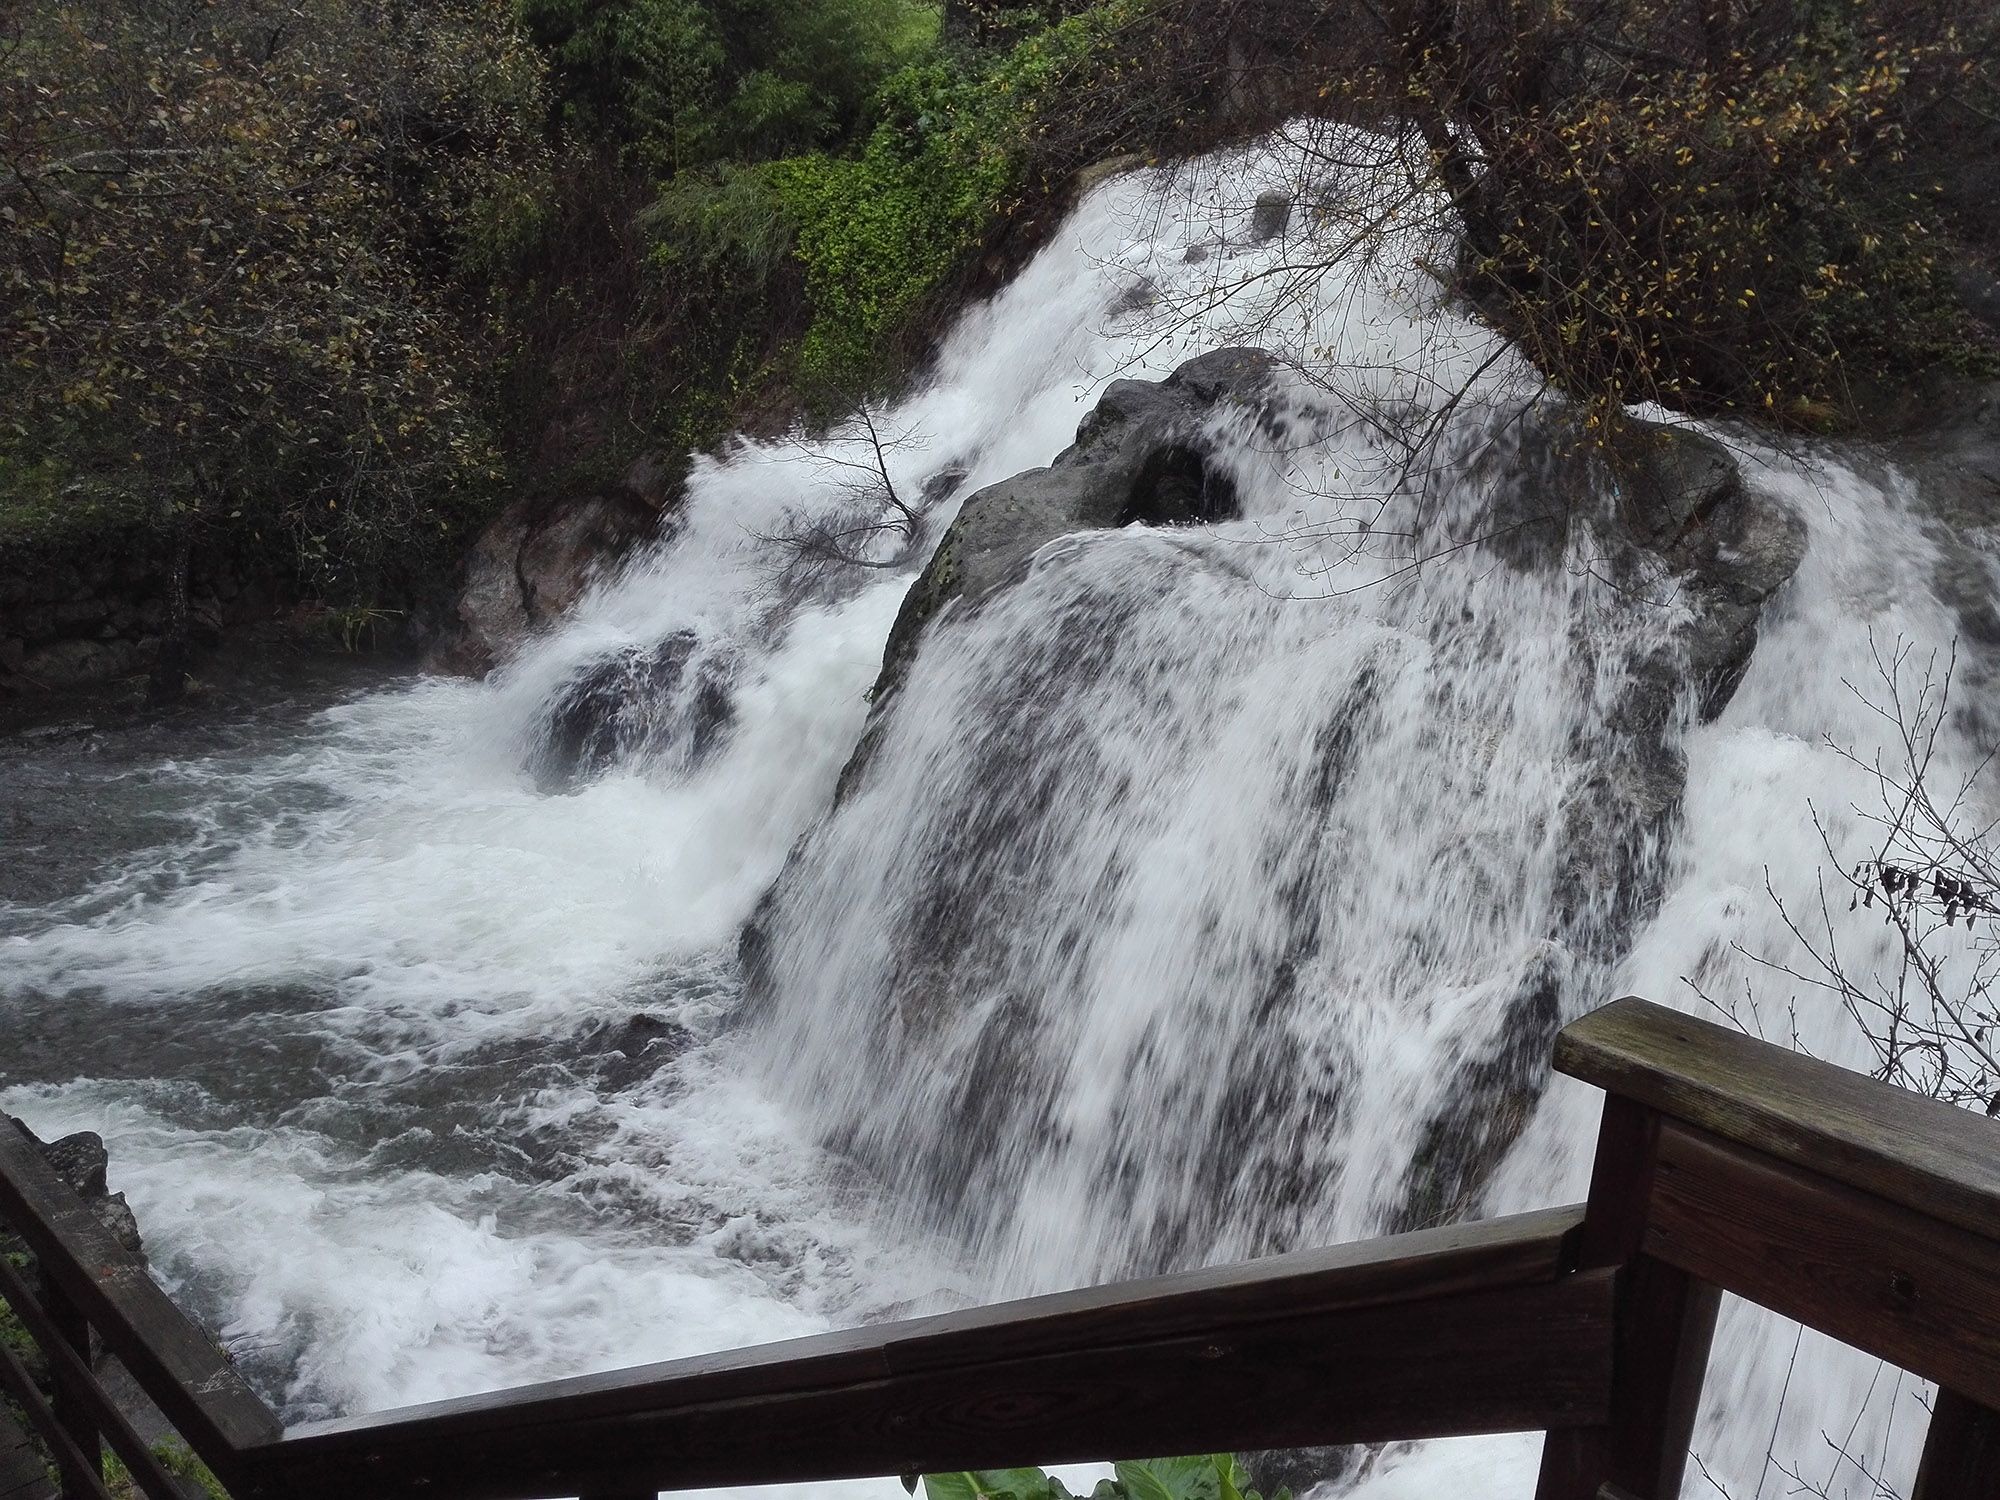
[
  {"left": 1554, "top": 996, "right": 2000, "bottom": 1241},
  {"left": 251, "top": 1207, "right": 1604, "bottom": 1500},
  {"left": 0, "top": 1251, "right": 188, "bottom": 1500},
  {"left": 0, "top": 1121, "right": 283, "bottom": 1471},
  {"left": 4, "top": 998, "right": 1999, "bottom": 1500}
]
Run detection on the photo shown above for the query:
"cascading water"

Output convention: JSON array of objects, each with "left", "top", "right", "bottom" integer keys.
[{"left": 1, "top": 121, "right": 1990, "bottom": 1499}]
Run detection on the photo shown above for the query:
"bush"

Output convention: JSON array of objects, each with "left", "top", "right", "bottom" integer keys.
[
  {"left": 519, "top": 0, "right": 941, "bottom": 172},
  {"left": 765, "top": 61, "right": 1015, "bottom": 389},
  {"left": 1462, "top": 10, "right": 1997, "bottom": 423},
  {"left": 0, "top": 0, "right": 550, "bottom": 609}
]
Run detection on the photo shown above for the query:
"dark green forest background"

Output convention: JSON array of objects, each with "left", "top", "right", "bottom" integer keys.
[{"left": 3, "top": 0, "right": 1996, "bottom": 632}]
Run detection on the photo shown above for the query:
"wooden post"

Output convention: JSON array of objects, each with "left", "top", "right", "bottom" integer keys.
[
  {"left": 39, "top": 1272, "right": 101, "bottom": 1500},
  {"left": 1913, "top": 1387, "right": 2000, "bottom": 1500},
  {"left": 1535, "top": 1097, "right": 1722, "bottom": 1500}
]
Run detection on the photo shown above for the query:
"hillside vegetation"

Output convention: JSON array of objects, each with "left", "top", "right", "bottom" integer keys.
[{"left": 2, "top": 0, "right": 1995, "bottom": 683}]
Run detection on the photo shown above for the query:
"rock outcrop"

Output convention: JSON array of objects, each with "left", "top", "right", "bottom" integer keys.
[
  {"left": 0, "top": 540, "right": 283, "bottom": 700},
  {"left": 872, "top": 347, "right": 1269, "bottom": 705},
  {"left": 527, "top": 630, "right": 734, "bottom": 791},
  {"left": 759, "top": 351, "right": 1809, "bottom": 1248},
  {"left": 423, "top": 451, "right": 682, "bottom": 679},
  {"left": 2, "top": 1116, "right": 143, "bottom": 1256}
]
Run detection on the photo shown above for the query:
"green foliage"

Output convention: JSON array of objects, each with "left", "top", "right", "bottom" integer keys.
[
  {"left": 657, "top": 1, "right": 1151, "bottom": 395},
  {"left": 765, "top": 61, "right": 1014, "bottom": 389},
  {"left": 102, "top": 1439, "right": 231, "bottom": 1500},
  {"left": 916, "top": 1454, "right": 1289, "bottom": 1500},
  {"left": 518, "top": 0, "right": 940, "bottom": 171},
  {"left": 0, "top": 0, "right": 548, "bottom": 603}
]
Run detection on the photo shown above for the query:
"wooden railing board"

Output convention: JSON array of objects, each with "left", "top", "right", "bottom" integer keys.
[
  {"left": 0, "top": 1334, "right": 113, "bottom": 1500},
  {"left": 8, "top": 996, "right": 2000, "bottom": 1500},
  {"left": 0, "top": 1123, "right": 283, "bottom": 1469},
  {"left": 0, "top": 1256, "right": 189, "bottom": 1500},
  {"left": 284, "top": 1204, "right": 1584, "bottom": 1444},
  {"left": 1912, "top": 1389, "right": 2000, "bottom": 1499},
  {"left": 1555, "top": 998, "right": 2000, "bottom": 1244},
  {"left": 250, "top": 1273, "right": 1616, "bottom": 1500},
  {"left": 1535, "top": 1097, "right": 1720, "bottom": 1500},
  {"left": 1642, "top": 1122, "right": 2000, "bottom": 1411}
]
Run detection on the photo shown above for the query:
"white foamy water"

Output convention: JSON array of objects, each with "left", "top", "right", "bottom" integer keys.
[{"left": 3, "top": 121, "right": 1991, "bottom": 1500}]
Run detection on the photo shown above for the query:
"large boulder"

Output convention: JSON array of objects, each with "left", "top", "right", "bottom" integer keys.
[
  {"left": 872, "top": 347, "right": 1270, "bottom": 704},
  {"left": 424, "top": 452, "right": 681, "bottom": 678}
]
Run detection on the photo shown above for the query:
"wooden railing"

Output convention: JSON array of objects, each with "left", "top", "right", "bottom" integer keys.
[{"left": 2, "top": 998, "right": 1997, "bottom": 1500}]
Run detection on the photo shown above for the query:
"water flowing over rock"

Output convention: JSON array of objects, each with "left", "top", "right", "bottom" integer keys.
[
  {"left": 873, "top": 347, "right": 1263, "bottom": 708},
  {"left": 751, "top": 348, "right": 1805, "bottom": 1273},
  {"left": 528, "top": 630, "right": 735, "bottom": 791},
  {"left": 1, "top": 123, "right": 1973, "bottom": 1498}
]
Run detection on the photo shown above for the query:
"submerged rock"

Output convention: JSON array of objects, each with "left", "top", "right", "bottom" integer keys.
[
  {"left": 1248, "top": 188, "right": 1292, "bottom": 242},
  {"left": 528, "top": 630, "right": 733, "bottom": 792}
]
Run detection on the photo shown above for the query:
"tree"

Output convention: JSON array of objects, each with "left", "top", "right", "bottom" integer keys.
[
  {"left": 761, "top": 404, "right": 946, "bottom": 585},
  {"left": 0, "top": 0, "right": 548, "bottom": 694}
]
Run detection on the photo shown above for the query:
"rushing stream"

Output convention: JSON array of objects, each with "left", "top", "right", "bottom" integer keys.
[{"left": 2, "top": 123, "right": 1987, "bottom": 1498}]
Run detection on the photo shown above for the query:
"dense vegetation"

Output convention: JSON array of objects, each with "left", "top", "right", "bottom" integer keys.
[{"left": 2, "top": 0, "right": 1995, "bottom": 687}]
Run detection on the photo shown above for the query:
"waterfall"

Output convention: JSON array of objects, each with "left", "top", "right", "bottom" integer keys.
[{"left": 2, "top": 121, "right": 1991, "bottom": 1500}]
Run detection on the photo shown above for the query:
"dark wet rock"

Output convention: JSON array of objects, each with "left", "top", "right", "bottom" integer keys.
[
  {"left": 1249, "top": 188, "right": 1292, "bottom": 242},
  {"left": 584, "top": 1012, "right": 695, "bottom": 1092},
  {"left": 2, "top": 1117, "right": 143, "bottom": 1260},
  {"left": 871, "top": 347, "right": 1271, "bottom": 707},
  {"left": 528, "top": 630, "right": 734, "bottom": 791},
  {"left": 1607, "top": 420, "right": 1808, "bottom": 719},
  {"left": 38, "top": 1129, "right": 109, "bottom": 1199},
  {"left": 1390, "top": 943, "right": 1569, "bottom": 1235},
  {"left": 18, "top": 637, "right": 141, "bottom": 689},
  {"left": 426, "top": 452, "right": 682, "bottom": 679},
  {"left": 1243, "top": 1446, "right": 1363, "bottom": 1499}
]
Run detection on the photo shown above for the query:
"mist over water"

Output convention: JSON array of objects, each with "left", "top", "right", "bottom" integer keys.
[{"left": 1, "top": 123, "right": 1983, "bottom": 1498}]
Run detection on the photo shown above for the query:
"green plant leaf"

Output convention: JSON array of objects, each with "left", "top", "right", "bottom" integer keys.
[
  {"left": 1114, "top": 1456, "right": 1225, "bottom": 1500},
  {"left": 924, "top": 1469, "right": 1058, "bottom": 1500}
]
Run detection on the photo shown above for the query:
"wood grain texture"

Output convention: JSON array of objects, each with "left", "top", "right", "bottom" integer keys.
[
  {"left": 0, "top": 1120, "right": 282, "bottom": 1470},
  {"left": 1555, "top": 998, "right": 2000, "bottom": 1245},
  {"left": 0, "top": 1404, "right": 55, "bottom": 1500},
  {"left": 1643, "top": 1123, "right": 2000, "bottom": 1410},
  {"left": 248, "top": 1265, "right": 1614, "bottom": 1500},
  {"left": 0, "top": 1257, "right": 194, "bottom": 1500},
  {"left": 287, "top": 1205, "right": 1585, "bottom": 1443},
  {"left": 1536, "top": 1101, "right": 1719, "bottom": 1500},
  {"left": 1912, "top": 1388, "right": 2000, "bottom": 1500}
]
